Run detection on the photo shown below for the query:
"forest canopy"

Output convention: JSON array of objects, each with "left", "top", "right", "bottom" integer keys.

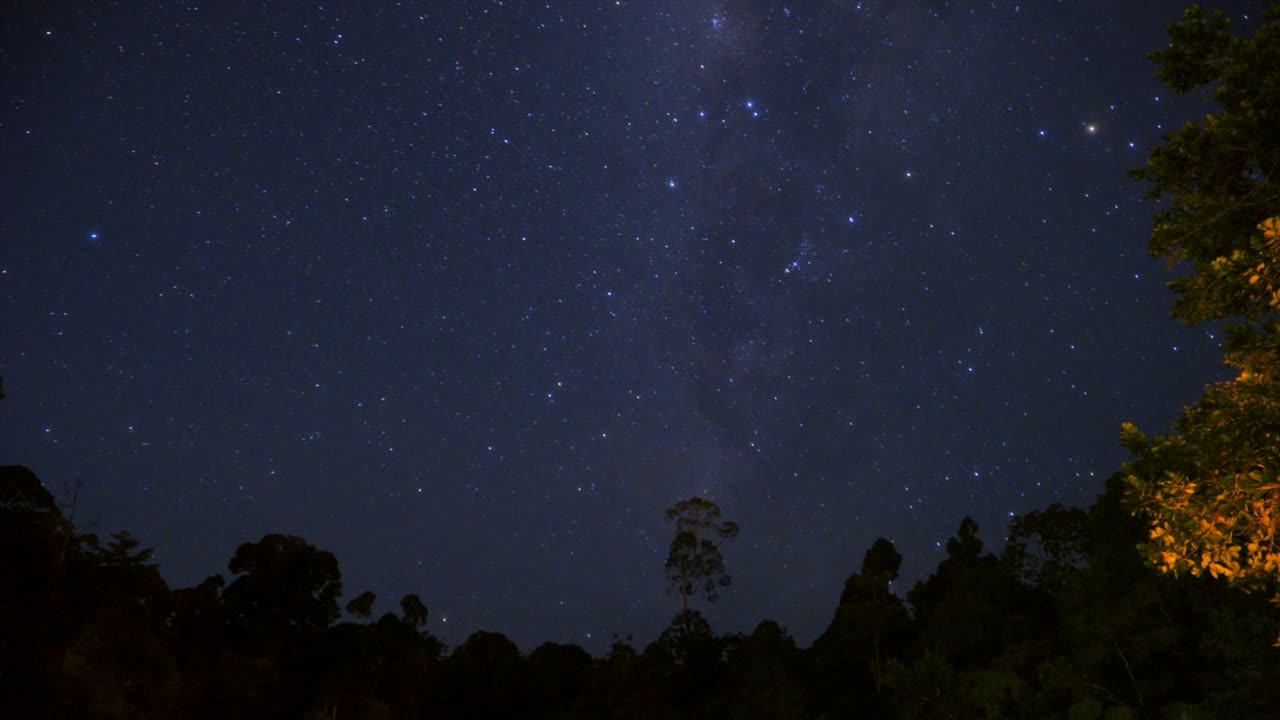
[{"left": 4, "top": 463, "right": 1279, "bottom": 718}]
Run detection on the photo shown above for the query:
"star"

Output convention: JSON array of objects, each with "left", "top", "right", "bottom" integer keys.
[{"left": 4, "top": 0, "right": 1251, "bottom": 658}]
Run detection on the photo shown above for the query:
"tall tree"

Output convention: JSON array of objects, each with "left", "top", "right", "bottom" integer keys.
[
  {"left": 663, "top": 496, "right": 739, "bottom": 611},
  {"left": 221, "top": 533, "right": 343, "bottom": 648},
  {"left": 1123, "top": 5, "right": 1280, "bottom": 608},
  {"left": 399, "top": 593, "right": 428, "bottom": 629},
  {"left": 811, "top": 537, "right": 910, "bottom": 714}
]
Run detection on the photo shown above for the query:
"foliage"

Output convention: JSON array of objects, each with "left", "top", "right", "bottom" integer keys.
[
  {"left": 810, "top": 536, "right": 910, "bottom": 717},
  {"left": 222, "top": 533, "right": 344, "bottom": 646},
  {"left": 1131, "top": 6, "right": 1280, "bottom": 332},
  {"left": 400, "top": 593, "right": 429, "bottom": 628},
  {"left": 663, "top": 496, "right": 739, "bottom": 610},
  {"left": 346, "top": 590, "right": 377, "bottom": 619},
  {"left": 5, "top": 463, "right": 1280, "bottom": 717},
  {"left": 1003, "top": 503, "right": 1089, "bottom": 592},
  {"left": 1122, "top": 386, "right": 1280, "bottom": 593},
  {"left": 1124, "top": 4, "right": 1280, "bottom": 615}
]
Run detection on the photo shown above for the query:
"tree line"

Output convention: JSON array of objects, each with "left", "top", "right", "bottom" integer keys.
[{"left": 3, "top": 464, "right": 1279, "bottom": 719}]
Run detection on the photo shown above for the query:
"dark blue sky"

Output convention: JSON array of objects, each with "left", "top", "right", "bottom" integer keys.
[{"left": 1, "top": 1, "right": 1262, "bottom": 653}]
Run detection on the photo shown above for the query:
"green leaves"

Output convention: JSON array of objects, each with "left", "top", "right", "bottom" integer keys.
[
  {"left": 1148, "top": 6, "right": 1234, "bottom": 94},
  {"left": 1123, "top": 6, "right": 1280, "bottom": 628},
  {"left": 1133, "top": 4, "right": 1280, "bottom": 333}
]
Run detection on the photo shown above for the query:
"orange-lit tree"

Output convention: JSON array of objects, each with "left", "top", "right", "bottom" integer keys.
[{"left": 1124, "top": 5, "right": 1280, "bottom": 614}]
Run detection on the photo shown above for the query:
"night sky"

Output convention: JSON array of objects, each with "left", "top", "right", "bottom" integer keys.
[{"left": 2, "top": 1, "right": 1265, "bottom": 653}]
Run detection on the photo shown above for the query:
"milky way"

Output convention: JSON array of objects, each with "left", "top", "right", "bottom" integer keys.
[{"left": 1, "top": 2, "right": 1261, "bottom": 652}]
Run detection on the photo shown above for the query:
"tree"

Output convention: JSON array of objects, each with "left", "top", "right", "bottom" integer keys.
[
  {"left": 663, "top": 496, "right": 739, "bottom": 611},
  {"left": 346, "top": 591, "right": 377, "bottom": 620},
  {"left": 442, "top": 631, "right": 522, "bottom": 717},
  {"left": 526, "top": 642, "right": 592, "bottom": 718},
  {"left": 0, "top": 466, "right": 81, "bottom": 717},
  {"left": 811, "top": 537, "right": 910, "bottom": 714},
  {"left": 856, "top": 536, "right": 904, "bottom": 594},
  {"left": 907, "top": 518, "right": 1045, "bottom": 671},
  {"left": 648, "top": 609, "right": 719, "bottom": 668},
  {"left": 399, "top": 593, "right": 428, "bottom": 629},
  {"left": 1122, "top": 382, "right": 1280, "bottom": 594},
  {"left": 1002, "top": 503, "right": 1089, "bottom": 592},
  {"left": 221, "top": 533, "right": 343, "bottom": 647},
  {"left": 843, "top": 538, "right": 909, "bottom": 674},
  {"left": 721, "top": 620, "right": 806, "bottom": 720},
  {"left": 1123, "top": 5, "right": 1280, "bottom": 609}
]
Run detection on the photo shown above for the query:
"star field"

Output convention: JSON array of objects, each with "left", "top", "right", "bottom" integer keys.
[{"left": 1, "top": 2, "right": 1261, "bottom": 652}]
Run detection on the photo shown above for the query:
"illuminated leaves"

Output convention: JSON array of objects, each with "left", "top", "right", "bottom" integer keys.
[
  {"left": 1123, "top": 374, "right": 1280, "bottom": 637},
  {"left": 1131, "top": 467, "right": 1278, "bottom": 584},
  {"left": 1123, "top": 8, "right": 1280, "bottom": 636}
]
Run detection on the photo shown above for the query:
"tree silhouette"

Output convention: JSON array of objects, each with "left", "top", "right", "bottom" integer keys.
[
  {"left": 444, "top": 631, "right": 522, "bottom": 717},
  {"left": 346, "top": 590, "right": 377, "bottom": 620},
  {"left": 812, "top": 537, "right": 910, "bottom": 713},
  {"left": 663, "top": 496, "right": 739, "bottom": 611},
  {"left": 1002, "top": 503, "right": 1089, "bottom": 592},
  {"left": 399, "top": 593, "right": 428, "bottom": 628},
  {"left": 221, "top": 533, "right": 342, "bottom": 649},
  {"left": 4, "top": 470, "right": 1280, "bottom": 717}
]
